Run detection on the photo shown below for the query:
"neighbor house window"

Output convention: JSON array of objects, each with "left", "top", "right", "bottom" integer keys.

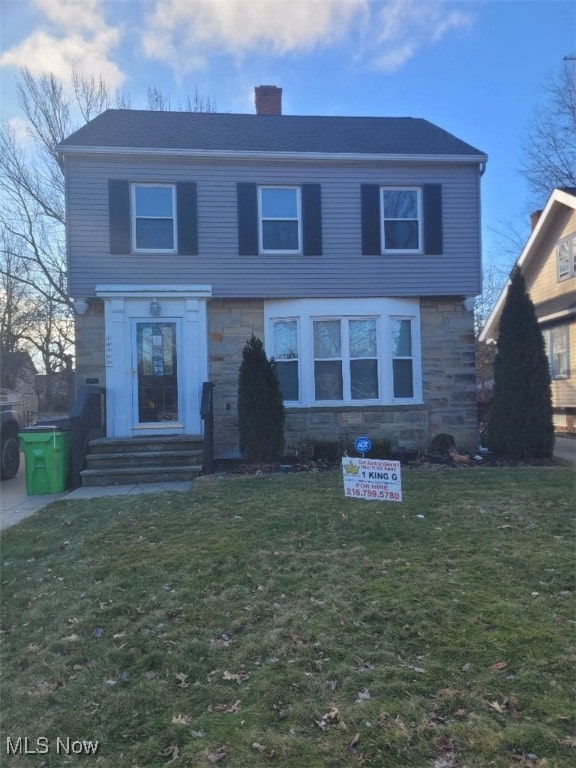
[
  {"left": 132, "top": 184, "right": 176, "bottom": 251},
  {"left": 557, "top": 234, "right": 576, "bottom": 280},
  {"left": 273, "top": 320, "right": 299, "bottom": 401},
  {"left": 543, "top": 326, "right": 570, "bottom": 379},
  {"left": 259, "top": 186, "right": 301, "bottom": 253},
  {"left": 381, "top": 187, "right": 422, "bottom": 252},
  {"left": 266, "top": 299, "right": 421, "bottom": 407}
]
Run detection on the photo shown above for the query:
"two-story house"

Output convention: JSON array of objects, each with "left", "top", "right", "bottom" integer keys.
[
  {"left": 59, "top": 85, "right": 487, "bottom": 463},
  {"left": 481, "top": 187, "right": 576, "bottom": 433}
]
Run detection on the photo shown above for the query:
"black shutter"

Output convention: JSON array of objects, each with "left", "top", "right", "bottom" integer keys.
[
  {"left": 108, "top": 180, "right": 130, "bottom": 254},
  {"left": 176, "top": 182, "right": 198, "bottom": 255},
  {"left": 237, "top": 183, "right": 258, "bottom": 255},
  {"left": 361, "top": 184, "right": 381, "bottom": 255},
  {"left": 423, "top": 184, "right": 443, "bottom": 255},
  {"left": 301, "top": 184, "right": 322, "bottom": 255}
]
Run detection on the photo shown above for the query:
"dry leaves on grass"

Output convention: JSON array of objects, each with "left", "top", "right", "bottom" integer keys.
[
  {"left": 314, "top": 707, "right": 347, "bottom": 731},
  {"left": 172, "top": 713, "right": 193, "bottom": 726},
  {"left": 175, "top": 672, "right": 190, "bottom": 688},
  {"left": 206, "top": 746, "right": 227, "bottom": 763},
  {"left": 162, "top": 744, "right": 179, "bottom": 763},
  {"left": 222, "top": 669, "right": 250, "bottom": 684}
]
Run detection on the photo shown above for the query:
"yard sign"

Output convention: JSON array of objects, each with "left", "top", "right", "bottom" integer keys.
[{"left": 342, "top": 457, "right": 402, "bottom": 502}]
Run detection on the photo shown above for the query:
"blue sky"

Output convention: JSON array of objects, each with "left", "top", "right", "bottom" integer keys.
[{"left": 1, "top": 0, "right": 575, "bottom": 280}]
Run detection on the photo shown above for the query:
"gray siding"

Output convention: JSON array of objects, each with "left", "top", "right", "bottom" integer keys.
[{"left": 65, "top": 154, "right": 482, "bottom": 298}]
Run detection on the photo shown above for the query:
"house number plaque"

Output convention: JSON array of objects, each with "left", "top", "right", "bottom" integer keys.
[{"left": 105, "top": 335, "right": 113, "bottom": 367}]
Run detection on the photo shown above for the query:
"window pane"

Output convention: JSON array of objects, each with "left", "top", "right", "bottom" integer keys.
[
  {"left": 136, "top": 219, "right": 175, "bottom": 250},
  {"left": 384, "top": 221, "right": 419, "bottom": 250},
  {"left": 276, "top": 360, "right": 299, "bottom": 401},
  {"left": 262, "top": 221, "right": 299, "bottom": 250},
  {"left": 274, "top": 320, "right": 298, "bottom": 359},
  {"left": 351, "top": 359, "right": 378, "bottom": 399},
  {"left": 261, "top": 188, "right": 298, "bottom": 218},
  {"left": 314, "top": 320, "right": 341, "bottom": 358},
  {"left": 383, "top": 190, "right": 417, "bottom": 219},
  {"left": 350, "top": 319, "right": 377, "bottom": 357},
  {"left": 553, "top": 327, "right": 569, "bottom": 377},
  {"left": 314, "top": 360, "right": 343, "bottom": 400},
  {"left": 392, "top": 319, "right": 412, "bottom": 356},
  {"left": 558, "top": 241, "right": 570, "bottom": 278},
  {"left": 393, "top": 359, "right": 413, "bottom": 398},
  {"left": 135, "top": 186, "right": 173, "bottom": 217}
]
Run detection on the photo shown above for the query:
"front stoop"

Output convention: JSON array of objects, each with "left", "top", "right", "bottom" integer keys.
[{"left": 81, "top": 435, "right": 204, "bottom": 486}]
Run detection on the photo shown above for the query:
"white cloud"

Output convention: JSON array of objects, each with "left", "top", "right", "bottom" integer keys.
[
  {"left": 142, "top": 0, "right": 368, "bottom": 72},
  {"left": 0, "top": 0, "right": 125, "bottom": 89},
  {"left": 372, "top": 1, "right": 475, "bottom": 72},
  {"left": 141, "top": 0, "right": 475, "bottom": 74}
]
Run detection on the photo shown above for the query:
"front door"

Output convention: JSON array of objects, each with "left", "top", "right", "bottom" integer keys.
[
  {"left": 98, "top": 286, "right": 211, "bottom": 438},
  {"left": 134, "top": 320, "right": 181, "bottom": 426}
]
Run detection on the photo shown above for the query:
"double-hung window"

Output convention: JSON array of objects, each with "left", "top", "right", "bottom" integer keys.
[
  {"left": 132, "top": 184, "right": 176, "bottom": 252},
  {"left": 312, "top": 318, "right": 379, "bottom": 402},
  {"left": 391, "top": 318, "right": 414, "bottom": 398},
  {"left": 259, "top": 186, "right": 301, "bottom": 253},
  {"left": 557, "top": 234, "right": 576, "bottom": 280},
  {"left": 273, "top": 320, "right": 300, "bottom": 401},
  {"left": 381, "top": 187, "right": 422, "bottom": 252},
  {"left": 543, "top": 326, "right": 570, "bottom": 379}
]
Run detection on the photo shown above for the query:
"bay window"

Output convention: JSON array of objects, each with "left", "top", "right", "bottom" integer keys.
[{"left": 266, "top": 298, "right": 421, "bottom": 406}]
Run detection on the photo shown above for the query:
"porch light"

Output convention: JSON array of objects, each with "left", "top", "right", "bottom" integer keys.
[
  {"left": 74, "top": 298, "right": 89, "bottom": 315},
  {"left": 149, "top": 299, "right": 161, "bottom": 317}
]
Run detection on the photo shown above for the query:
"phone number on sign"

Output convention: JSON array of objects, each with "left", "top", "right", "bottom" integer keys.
[{"left": 345, "top": 487, "right": 401, "bottom": 500}]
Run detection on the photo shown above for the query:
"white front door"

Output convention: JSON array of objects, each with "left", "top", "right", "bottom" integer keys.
[{"left": 97, "top": 285, "right": 211, "bottom": 438}]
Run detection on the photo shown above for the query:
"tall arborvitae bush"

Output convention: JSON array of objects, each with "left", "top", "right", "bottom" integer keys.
[
  {"left": 237, "top": 335, "right": 285, "bottom": 461},
  {"left": 486, "top": 267, "right": 554, "bottom": 459}
]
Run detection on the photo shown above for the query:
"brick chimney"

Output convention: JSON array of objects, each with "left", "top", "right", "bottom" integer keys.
[
  {"left": 530, "top": 209, "right": 543, "bottom": 231},
  {"left": 254, "top": 85, "right": 282, "bottom": 115}
]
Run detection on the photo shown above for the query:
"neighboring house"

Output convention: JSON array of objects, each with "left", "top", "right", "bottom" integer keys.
[
  {"left": 0, "top": 350, "right": 36, "bottom": 396},
  {"left": 58, "top": 85, "right": 487, "bottom": 457},
  {"left": 481, "top": 188, "right": 576, "bottom": 433}
]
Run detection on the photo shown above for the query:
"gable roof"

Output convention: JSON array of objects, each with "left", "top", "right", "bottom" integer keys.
[
  {"left": 58, "top": 110, "right": 486, "bottom": 162},
  {"left": 480, "top": 188, "right": 576, "bottom": 342}
]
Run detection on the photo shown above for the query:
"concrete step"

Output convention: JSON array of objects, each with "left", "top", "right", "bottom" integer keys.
[
  {"left": 85, "top": 449, "right": 203, "bottom": 469},
  {"left": 80, "top": 464, "right": 202, "bottom": 487},
  {"left": 89, "top": 435, "right": 203, "bottom": 454}
]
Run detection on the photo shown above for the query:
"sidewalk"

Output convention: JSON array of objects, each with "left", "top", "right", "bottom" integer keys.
[{"left": 0, "top": 455, "right": 192, "bottom": 532}]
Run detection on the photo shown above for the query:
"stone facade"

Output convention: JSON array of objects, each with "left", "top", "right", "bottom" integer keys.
[
  {"left": 420, "top": 298, "right": 478, "bottom": 451},
  {"left": 207, "top": 299, "right": 264, "bottom": 457},
  {"left": 74, "top": 296, "right": 478, "bottom": 456},
  {"left": 74, "top": 300, "right": 106, "bottom": 388}
]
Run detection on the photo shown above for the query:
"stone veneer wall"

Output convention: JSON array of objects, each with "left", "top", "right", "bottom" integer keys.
[
  {"left": 73, "top": 297, "right": 478, "bottom": 456},
  {"left": 74, "top": 300, "right": 105, "bottom": 389},
  {"left": 208, "top": 299, "right": 264, "bottom": 457},
  {"left": 420, "top": 298, "right": 478, "bottom": 452},
  {"left": 208, "top": 297, "right": 478, "bottom": 457}
]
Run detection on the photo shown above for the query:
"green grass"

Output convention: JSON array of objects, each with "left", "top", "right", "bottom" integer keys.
[{"left": 1, "top": 467, "right": 574, "bottom": 767}]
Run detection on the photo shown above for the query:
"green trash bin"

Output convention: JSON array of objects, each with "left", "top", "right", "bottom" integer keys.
[{"left": 19, "top": 426, "right": 70, "bottom": 495}]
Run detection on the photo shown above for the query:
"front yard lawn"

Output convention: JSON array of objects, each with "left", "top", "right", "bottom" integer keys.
[{"left": 1, "top": 467, "right": 574, "bottom": 767}]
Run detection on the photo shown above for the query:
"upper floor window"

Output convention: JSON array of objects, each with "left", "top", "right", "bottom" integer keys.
[
  {"left": 132, "top": 184, "right": 176, "bottom": 252},
  {"left": 381, "top": 187, "right": 422, "bottom": 252},
  {"left": 259, "top": 186, "right": 301, "bottom": 253},
  {"left": 557, "top": 234, "right": 576, "bottom": 280},
  {"left": 361, "top": 183, "right": 442, "bottom": 256},
  {"left": 543, "top": 325, "right": 570, "bottom": 379}
]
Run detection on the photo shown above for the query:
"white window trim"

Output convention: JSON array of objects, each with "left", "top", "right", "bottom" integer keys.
[
  {"left": 544, "top": 325, "right": 570, "bottom": 379},
  {"left": 131, "top": 183, "right": 177, "bottom": 254},
  {"left": 258, "top": 185, "right": 302, "bottom": 255},
  {"left": 380, "top": 186, "right": 423, "bottom": 254},
  {"left": 265, "top": 298, "right": 422, "bottom": 407}
]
